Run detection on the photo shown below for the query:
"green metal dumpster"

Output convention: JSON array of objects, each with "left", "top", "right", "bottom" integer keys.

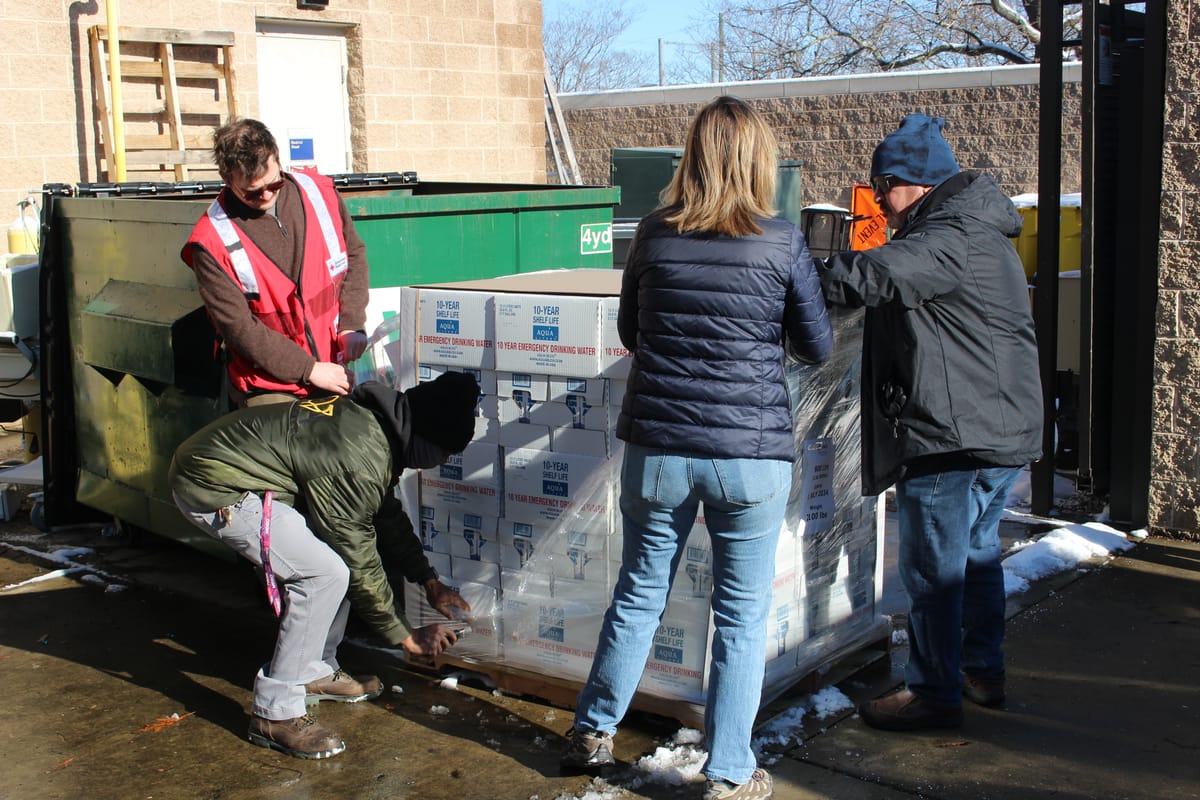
[
  {"left": 38, "top": 177, "right": 619, "bottom": 557},
  {"left": 609, "top": 147, "right": 803, "bottom": 267}
]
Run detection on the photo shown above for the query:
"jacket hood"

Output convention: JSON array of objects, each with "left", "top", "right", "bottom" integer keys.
[
  {"left": 350, "top": 381, "right": 411, "bottom": 457},
  {"left": 915, "top": 171, "right": 1022, "bottom": 239}
]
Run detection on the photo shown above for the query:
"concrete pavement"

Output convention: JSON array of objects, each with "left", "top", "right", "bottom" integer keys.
[{"left": 1, "top": 490, "right": 1197, "bottom": 800}]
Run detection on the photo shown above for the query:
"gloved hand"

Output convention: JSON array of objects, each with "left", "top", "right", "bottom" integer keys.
[{"left": 405, "top": 371, "right": 480, "bottom": 454}]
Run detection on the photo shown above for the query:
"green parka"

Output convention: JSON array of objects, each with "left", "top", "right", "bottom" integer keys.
[{"left": 169, "top": 389, "right": 433, "bottom": 646}]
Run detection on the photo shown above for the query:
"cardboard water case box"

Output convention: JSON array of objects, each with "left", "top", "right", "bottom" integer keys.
[
  {"left": 764, "top": 569, "right": 806, "bottom": 684},
  {"left": 539, "top": 537, "right": 611, "bottom": 588},
  {"left": 547, "top": 375, "right": 607, "bottom": 405},
  {"left": 419, "top": 444, "right": 501, "bottom": 518},
  {"left": 418, "top": 364, "right": 498, "bottom": 421},
  {"left": 608, "top": 379, "right": 627, "bottom": 407},
  {"left": 528, "top": 397, "right": 607, "bottom": 431},
  {"left": 451, "top": 556, "right": 501, "bottom": 589},
  {"left": 417, "top": 503, "right": 450, "bottom": 555},
  {"left": 637, "top": 600, "right": 711, "bottom": 703},
  {"left": 500, "top": 566, "right": 553, "bottom": 598},
  {"left": 503, "top": 447, "right": 612, "bottom": 528},
  {"left": 500, "top": 587, "right": 604, "bottom": 682},
  {"left": 416, "top": 288, "right": 495, "bottom": 368},
  {"left": 550, "top": 426, "right": 612, "bottom": 458},
  {"left": 419, "top": 269, "right": 620, "bottom": 379},
  {"left": 495, "top": 400, "right": 554, "bottom": 451},
  {"left": 416, "top": 363, "right": 498, "bottom": 397},
  {"left": 497, "top": 371, "right": 549, "bottom": 402},
  {"left": 447, "top": 511, "right": 501, "bottom": 564},
  {"left": 599, "top": 297, "right": 632, "bottom": 379},
  {"left": 404, "top": 575, "right": 501, "bottom": 660},
  {"left": 498, "top": 520, "right": 543, "bottom": 571},
  {"left": 494, "top": 293, "right": 602, "bottom": 377}
]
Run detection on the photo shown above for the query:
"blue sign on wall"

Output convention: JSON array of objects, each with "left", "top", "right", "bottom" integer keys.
[{"left": 290, "top": 138, "right": 315, "bottom": 160}]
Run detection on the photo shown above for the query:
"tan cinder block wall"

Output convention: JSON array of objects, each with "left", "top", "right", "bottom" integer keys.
[
  {"left": 1150, "top": 0, "right": 1200, "bottom": 539},
  {"left": 0, "top": 0, "right": 546, "bottom": 255},
  {"left": 560, "top": 65, "right": 1082, "bottom": 208}
]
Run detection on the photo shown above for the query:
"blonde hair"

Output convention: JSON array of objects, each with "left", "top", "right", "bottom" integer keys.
[{"left": 659, "top": 96, "right": 778, "bottom": 237}]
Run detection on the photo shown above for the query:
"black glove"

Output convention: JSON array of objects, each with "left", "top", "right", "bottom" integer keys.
[{"left": 405, "top": 372, "right": 480, "bottom": 454}]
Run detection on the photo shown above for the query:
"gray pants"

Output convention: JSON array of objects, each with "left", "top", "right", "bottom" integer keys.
[{"left": 174, "top": 491, "right": 351, "bottom": 720}]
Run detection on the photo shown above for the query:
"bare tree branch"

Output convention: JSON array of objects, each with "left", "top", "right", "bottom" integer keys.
[{"left": 543, "top": 0, "right": 654, "bottom": 92}]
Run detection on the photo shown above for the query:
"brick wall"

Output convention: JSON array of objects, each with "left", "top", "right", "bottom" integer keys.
[
  {"left": 1150, "top": 0, "right": 1200, "bottom": 537},
  {"left": 560, "top": 64, "right": 1082, "bottom": 209},
  {"left": 0, "top": 0, "right": 546, "bottom": 254}
]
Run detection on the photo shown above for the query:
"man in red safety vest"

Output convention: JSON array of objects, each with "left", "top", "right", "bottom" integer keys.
[{"left": 182, "top": 118, "right": 370, "bottom": 406}]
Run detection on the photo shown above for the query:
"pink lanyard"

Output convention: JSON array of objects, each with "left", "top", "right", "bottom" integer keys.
[{"left": 259, "top": 491, "right": 282, "bottom": 616}]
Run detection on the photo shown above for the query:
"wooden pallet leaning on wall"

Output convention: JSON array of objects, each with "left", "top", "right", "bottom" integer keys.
[{"left": 89, "top": 26, "right": 239, "bottom": 181}]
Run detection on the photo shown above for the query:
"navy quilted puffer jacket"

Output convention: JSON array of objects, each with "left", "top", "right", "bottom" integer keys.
[{"left": 616, "top": 210, "right": 834, "bottom": 461}]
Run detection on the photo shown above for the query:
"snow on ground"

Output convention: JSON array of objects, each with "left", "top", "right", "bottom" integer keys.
[{"left": 554, "top": 471, "right": 1146, "bottom": 800}]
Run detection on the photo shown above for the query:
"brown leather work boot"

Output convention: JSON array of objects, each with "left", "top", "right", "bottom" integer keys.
[
  {"left": 858, "top": 688, "right": 964, "bottom": 731},
  {"left": 247, "top": 714, "right": 346, "bottom": 759},
  {"left": 304, "top": 669, "right": 384, "bottom": 704}
]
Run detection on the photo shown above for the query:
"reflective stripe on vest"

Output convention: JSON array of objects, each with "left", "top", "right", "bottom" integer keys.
[
  {"left": 205, "top": 200, "right": 258, "bottom": 295},
  {"left": 292, "top": 171, "right": 349, "bottom": 281},
  {"left": 208, "top": 172, "right": 347, "bottom": 296}
]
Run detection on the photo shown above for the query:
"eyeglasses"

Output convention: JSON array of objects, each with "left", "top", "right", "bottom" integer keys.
[
  {"left": 239, "top": 176, "right": 286, "bottom": 201},
  {"left": 870, "top": 174, "right": 897, "bottom": 195}
]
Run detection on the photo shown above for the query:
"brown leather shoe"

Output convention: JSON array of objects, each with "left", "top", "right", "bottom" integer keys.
[
  {"left": 963, "top": 673, "right": 1006, "bottom": 708},
  {"left": 304, "top": 669, "right": 384, "bottom": 704},
  {"left": 248, "top": 714, "right": 346, "bottom": 759},
  {"left": 859, "top": 688, "right": 963, "bottom": 731}
]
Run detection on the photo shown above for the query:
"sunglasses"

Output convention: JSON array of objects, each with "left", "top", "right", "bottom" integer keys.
[
  {"left": 239, "top": 176, "right": 286, "bottom": 200},
  {"left": 870, "top": 174, "right": 897, "bottom": 195}
]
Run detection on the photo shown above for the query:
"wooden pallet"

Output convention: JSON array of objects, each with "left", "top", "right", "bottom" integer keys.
[
  {"left": 89, "top": 25, "right": 239, "bottom": 181},
  {"left": 429, "top": 627, "right": 891, "bottom": 732}
]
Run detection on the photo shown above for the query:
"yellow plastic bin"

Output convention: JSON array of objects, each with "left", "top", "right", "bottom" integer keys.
[
  {"left": 1008, "top": 193, "right": 1082, "bottom": 280},
  {"left": 1059, "top": 196, "right": 1082, "bottom": 271},
  {"left": 1009, "top": 194, "right": 1038, "bottom": 280}
]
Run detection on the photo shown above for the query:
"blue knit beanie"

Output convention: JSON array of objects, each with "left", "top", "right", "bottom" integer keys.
[{"left": 871, "top": 113, "right": 960, "bottom": 186}]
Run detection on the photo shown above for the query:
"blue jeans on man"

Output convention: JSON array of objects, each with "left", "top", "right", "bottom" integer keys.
[
  {"left": 894, "top": 464, "right": 1022, "bottom": 706},
  {"left": 571, "top": 443, "right": 791, "bottom": 785}
]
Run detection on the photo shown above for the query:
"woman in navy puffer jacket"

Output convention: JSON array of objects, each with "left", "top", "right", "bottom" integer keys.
[{"left": 563, "top": 96, "right": 833, "bottom": 800}]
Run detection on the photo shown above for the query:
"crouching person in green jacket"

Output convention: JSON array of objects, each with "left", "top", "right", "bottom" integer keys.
[{"left": 168, "top": 372, "right": 480, "bottom": 760}]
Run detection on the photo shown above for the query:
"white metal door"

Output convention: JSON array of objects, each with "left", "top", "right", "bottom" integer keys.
[{"left": 255, "top": 23, "right": 351, "bottom": 174}]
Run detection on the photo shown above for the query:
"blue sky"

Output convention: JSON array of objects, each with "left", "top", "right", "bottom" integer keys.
[{"left": 542, "top": 0, "right": 714, "bottom": 62}]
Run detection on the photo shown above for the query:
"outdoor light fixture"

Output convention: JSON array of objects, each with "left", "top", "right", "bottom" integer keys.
[
  {"left": 297, "top": 0, "right": 329, "bottom": 8},
  {"left": 800, "top": 205, "right": 853, "bottom": 263}
]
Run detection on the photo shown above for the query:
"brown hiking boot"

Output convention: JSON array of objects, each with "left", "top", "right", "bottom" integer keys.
[
  {"left": 963, "top": 673, "right": 1007, "bottom": 708},
  {"left": 304, "top": 669, "right": 383, "bottom": 704},
  {"left": 247, "top": 714, "right": 346, "bottom": 759},
  {"left": 859, "top": 688, "right": 963, "bottom": 731},
  {"left": 559, "top": 727, "right": 616, "bottom": 773}
]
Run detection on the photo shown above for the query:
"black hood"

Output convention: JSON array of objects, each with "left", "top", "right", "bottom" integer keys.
[{"left": 350, "top": 381, "right": 412, "bottom": 459}]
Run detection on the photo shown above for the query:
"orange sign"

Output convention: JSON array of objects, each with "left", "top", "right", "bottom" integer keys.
[{"left": 850, "top": 183, "right": 888, "bottom": 250}]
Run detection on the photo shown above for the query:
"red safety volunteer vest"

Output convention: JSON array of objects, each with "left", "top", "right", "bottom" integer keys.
[{"left": 182, "top": 169, "right": 349, "bottom": 397}]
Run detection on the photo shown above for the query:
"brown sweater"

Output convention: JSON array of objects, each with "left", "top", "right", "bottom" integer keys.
[{"left": 186, "top": 176, "right": 370, "bottom": 386}]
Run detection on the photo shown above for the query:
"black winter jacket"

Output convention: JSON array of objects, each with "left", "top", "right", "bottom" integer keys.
[
  {"left": 616, "top": 210, "right": 834, "bottom": 461},
  {"left": 820, "top": 172, "right": 1043, "bottom": 495}
]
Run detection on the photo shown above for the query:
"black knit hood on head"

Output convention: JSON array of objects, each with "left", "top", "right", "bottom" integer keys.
[{"left": 405, "top": 371, "right": 480, "bottom": 454}]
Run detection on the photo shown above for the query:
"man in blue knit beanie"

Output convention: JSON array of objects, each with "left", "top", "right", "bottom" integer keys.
[{"left": 818, "top": 114, "right": 1043, "bottom": 732}]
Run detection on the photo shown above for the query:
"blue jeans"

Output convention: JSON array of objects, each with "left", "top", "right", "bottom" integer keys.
[
  {"left": 573, "top": 443, "right": 791, "bottom": 785},
  {"left": 894, "top": 465, "right": 1022, "bottom": 706}
]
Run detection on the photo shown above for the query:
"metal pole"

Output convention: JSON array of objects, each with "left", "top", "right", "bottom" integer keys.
[
  {"left": 1032, "top": 2, "right": 1064, "bottom": 515},
  {"left": 659, "top": 38, "right": 665, "bottom": 86},
  {"left": 718, "top": 12, "right": 725, "bottom": 82}
]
